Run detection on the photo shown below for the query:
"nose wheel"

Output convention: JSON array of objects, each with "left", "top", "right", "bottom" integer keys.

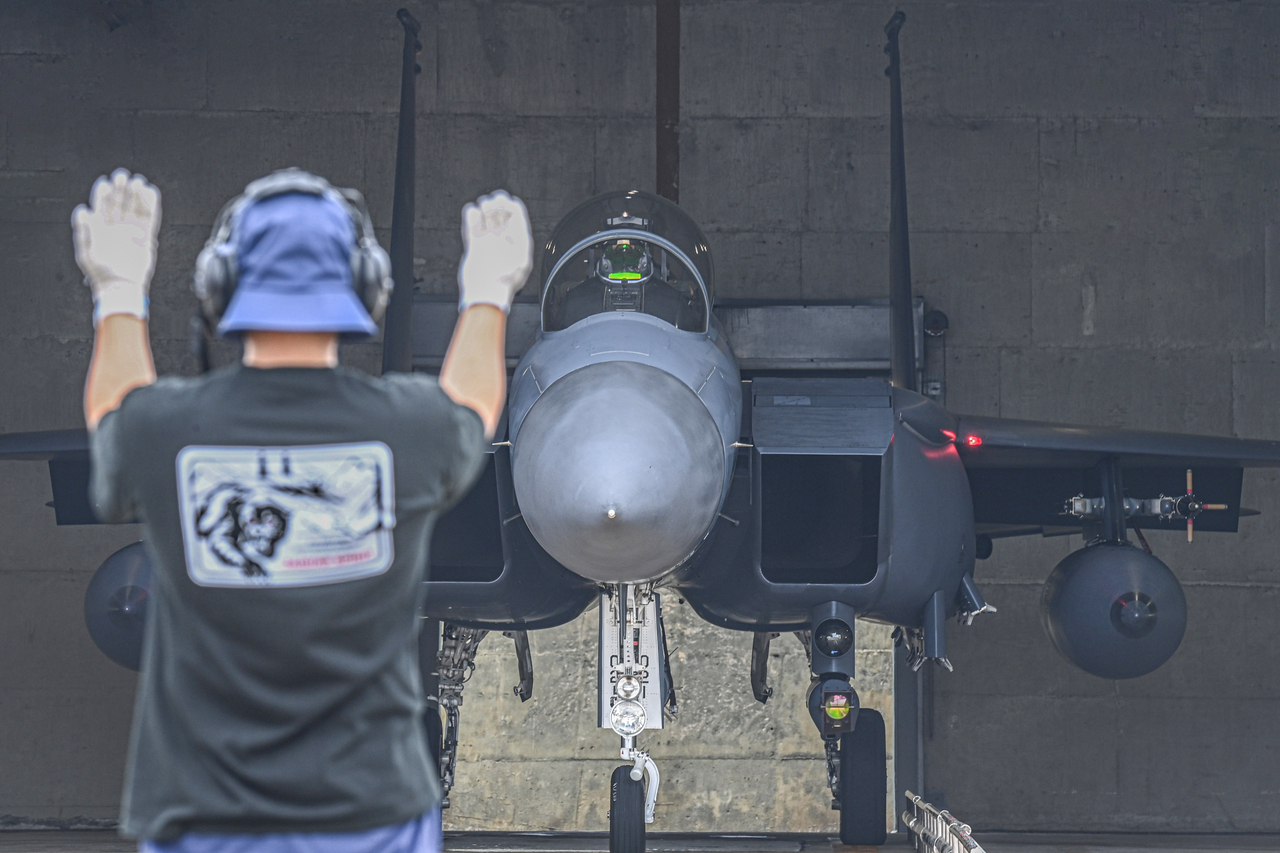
[{"left": 609, "top": 764, "right": 646, "bottom": 852}]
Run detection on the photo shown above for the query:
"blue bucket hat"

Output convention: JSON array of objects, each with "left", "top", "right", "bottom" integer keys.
[{"left": 218, "top": 192, "right": 378, "bottom": 338}]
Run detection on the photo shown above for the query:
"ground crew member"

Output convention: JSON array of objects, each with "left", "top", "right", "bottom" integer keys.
[{"left": 73, "top": 167, "right": 532, "bottom": 852}]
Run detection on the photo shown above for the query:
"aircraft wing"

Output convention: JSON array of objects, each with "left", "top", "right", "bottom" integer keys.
[
  {"left": 0, "top": 428, "right": 98, "bottom": 525},
  {"left": 0, "top": 428, "right": 89, "bottom": 460},
  {"left": 954, "top": 414, "right": 1280, "bottom": 538}
]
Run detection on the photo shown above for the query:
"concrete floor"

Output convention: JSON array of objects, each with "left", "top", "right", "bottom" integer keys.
[{"left": 1, "top": 831, "right": 1279, "bottom": 853}]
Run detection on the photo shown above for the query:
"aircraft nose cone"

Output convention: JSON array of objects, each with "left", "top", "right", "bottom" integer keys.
[{"left": 512, "top": 360, "right": 725, "bottom": 583}]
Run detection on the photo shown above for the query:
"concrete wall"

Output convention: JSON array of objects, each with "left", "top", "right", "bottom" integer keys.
[
  {"left": 443, "top": 609, "right": 893, "bottom": 832},
  {"left": 1, "top": 0, "right": 1279, "bottom": 835}
]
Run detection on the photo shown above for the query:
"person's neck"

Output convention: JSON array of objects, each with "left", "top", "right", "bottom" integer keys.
[{"left": 242, "top": 331, "right": 339, "bottom": 369}]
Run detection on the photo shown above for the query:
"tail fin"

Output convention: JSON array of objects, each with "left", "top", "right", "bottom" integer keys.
[
  {"left": 884, "top": 12, "right": 916, "bottom": 392},
  {"left": 381, "top": 9, "right": 422, "bottom": 375},
  {"left": 655, "top": 0, "right": 680, "bottom": 203}
]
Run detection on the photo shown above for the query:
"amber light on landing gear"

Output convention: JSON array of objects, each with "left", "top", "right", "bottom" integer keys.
[{"left": 821, "top": 688, "right": 856, "bottom": 738}]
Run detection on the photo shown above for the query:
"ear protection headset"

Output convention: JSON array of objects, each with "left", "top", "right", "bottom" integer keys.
[{"left": 192, "top": 168, "right": 393, "bottom": 328}]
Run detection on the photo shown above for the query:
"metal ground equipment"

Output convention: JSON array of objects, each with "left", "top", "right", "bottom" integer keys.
[{"left": 902, "top": 790, "right": 986, "bottom": 853}]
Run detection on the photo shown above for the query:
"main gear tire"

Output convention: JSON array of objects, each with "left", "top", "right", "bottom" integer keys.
[
  {"left": 839, "top": 707, "right": 887, "bottom": 846},
  {"left": 423, "top": 705, "right": 443, "bottom": 771},
  {"left": 609, "top": 765, "right": 646, "bottom": 853}
]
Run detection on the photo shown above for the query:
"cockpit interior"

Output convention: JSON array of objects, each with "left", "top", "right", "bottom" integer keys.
[{"left": 540, "top": 191, "right": 714, "bottom": 333}]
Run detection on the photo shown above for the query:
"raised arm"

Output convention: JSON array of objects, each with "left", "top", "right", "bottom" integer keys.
[
  {"left": 74, "top": 169, "right": 161, "bottom": 430},
  {"left": 438, "top": 191, "right": 533, "bottom": 439},
  {"left": 85, "top": 315, "right": 156, "bottom": 430}
]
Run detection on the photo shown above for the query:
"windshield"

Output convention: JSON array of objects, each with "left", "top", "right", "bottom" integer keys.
[{"left": 540, "top": 191, "right": 714, "bottom": 333}]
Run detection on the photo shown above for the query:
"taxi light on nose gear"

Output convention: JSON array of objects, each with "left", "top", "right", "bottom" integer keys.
[
  {"left": 814, "top": 618, "right": 853, "bottom": 657},
  {"left": 821, "top": 688, "right": 856, "bottom": 737},
  {"left": 616, "top": 675, "right": 642, "bottom": 700},
  {"left": 610, "top": 699, "right": 647, "bottom": 736}
]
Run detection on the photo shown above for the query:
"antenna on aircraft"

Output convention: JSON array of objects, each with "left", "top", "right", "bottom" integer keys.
[{"left": 884, "top": 11, "right": 916, "bottom": 391}]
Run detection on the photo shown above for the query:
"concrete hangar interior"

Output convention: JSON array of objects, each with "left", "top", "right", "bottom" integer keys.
[{"left": 1, "top": 0, "right": 1280, "bottom": 848}]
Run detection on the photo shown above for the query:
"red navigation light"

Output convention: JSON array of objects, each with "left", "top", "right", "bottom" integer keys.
[
  {"left": 966, "top": 435, "right": 983, "bottom": 447},
  {"left": 940, "top": 429, "right": 956, "bottom": 442}
]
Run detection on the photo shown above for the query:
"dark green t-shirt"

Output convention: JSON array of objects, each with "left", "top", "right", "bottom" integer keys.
[{"left": 89, "top": 364, "right": 486, "bottom": 841}]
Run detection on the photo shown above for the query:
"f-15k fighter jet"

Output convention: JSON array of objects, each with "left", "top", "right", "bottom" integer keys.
[{"left": 4, "top": 10, "right": 1280, "bottom": 851}]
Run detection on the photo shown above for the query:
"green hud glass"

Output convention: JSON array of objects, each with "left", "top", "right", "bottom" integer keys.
[{"left": 597, "top": 240, "right": 653, "bottom": 283}]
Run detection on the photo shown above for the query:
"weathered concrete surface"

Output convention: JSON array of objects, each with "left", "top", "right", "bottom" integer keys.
[
  {"left": 2, "top": 0, "right": 1280, "bottom": 837},
  {"left": 442, "top": 601, "right": 894, "bottom": 833},
  {"left": 4, "top": 831, "right": 1280, "bottom": 853},
  {"left": 0, "top": 463, "right": 140, "bottom": 820}
]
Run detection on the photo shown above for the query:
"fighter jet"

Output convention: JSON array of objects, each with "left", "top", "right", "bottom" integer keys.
[{"left": 5, "top": 10, "right": 1280, "bottom": 851}]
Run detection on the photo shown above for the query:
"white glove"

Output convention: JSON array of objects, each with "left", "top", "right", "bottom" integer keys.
[
  {"left": 457, "top": 190, "right": 533, "bottom": 313},
  {"left": 71, "top": 168, "right": 162, "bottom": 324}
]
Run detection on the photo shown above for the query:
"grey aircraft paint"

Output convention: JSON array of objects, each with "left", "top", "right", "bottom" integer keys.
[
  {"left": 506, "top": 192, "right": 741, "bottom": 586},
  {"left": 508, "top": 311, "right": 740, "bottom": 584}
]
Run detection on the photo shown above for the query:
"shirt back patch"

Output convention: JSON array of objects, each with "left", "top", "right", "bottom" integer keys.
[{"left": 176, "top": 442, "right": 396, "bottom": 587}]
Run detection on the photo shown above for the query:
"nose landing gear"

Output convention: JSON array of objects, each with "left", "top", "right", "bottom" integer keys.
[
  {"left": 600, "top": 584, "right": 670, "bottom": 852},
  {"left": 611, "top": 737, "right": 660, "bottom": 852}
]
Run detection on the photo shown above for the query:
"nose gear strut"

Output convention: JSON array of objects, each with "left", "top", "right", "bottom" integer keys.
[
  {"left": 620, "top": 738, "right": 661, "bottom": 823},
  {"left": 600, "top": 584, "right": 670, "bottom": 849}
]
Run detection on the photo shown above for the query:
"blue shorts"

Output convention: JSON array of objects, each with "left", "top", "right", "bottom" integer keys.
[{"left": 140, "top": 808, "right": 442, "bottom": 853}]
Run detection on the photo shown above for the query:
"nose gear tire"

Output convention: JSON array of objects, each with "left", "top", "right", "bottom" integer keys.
[
  {"left": 609, "top": 765, "right": 646, "bottom": 853},
  {"left": 839, "top": 707, "right": 887, "bottom": 846}
]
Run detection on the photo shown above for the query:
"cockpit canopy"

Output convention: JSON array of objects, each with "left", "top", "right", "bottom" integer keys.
[{"left": 540, "top": 190, "right": 714, "bottom": 333}]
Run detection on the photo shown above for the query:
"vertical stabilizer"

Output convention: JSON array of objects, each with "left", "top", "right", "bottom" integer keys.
[
  {"left": 656, "top": 0, "right": 681, "bottom": 203},
  {"left": 382, "top": 9, "right": 422, "bottom": 375},
  {"left": 383, "top": 7, "right": 444, "bottom": 773},
  {"left": 884, "top": 12, "right": 916, "bottom": 392}
]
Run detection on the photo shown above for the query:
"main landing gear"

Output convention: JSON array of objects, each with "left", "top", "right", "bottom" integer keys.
[
  {"left": 752, "top": 603, "right": 887, "bottom": 847},
  {"left": 600, "top": 584, "right": 672, "bottom": 852},
  {"left": 434, "top": 623, "right": 534, "bottom": 809},
  {"left": 834, "top": 707, "right": 887, "bottom": 844}
]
